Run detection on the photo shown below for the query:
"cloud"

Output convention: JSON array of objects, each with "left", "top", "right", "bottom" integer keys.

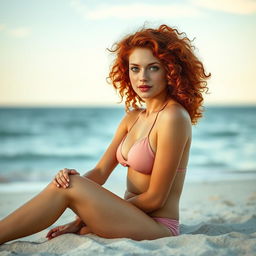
[
  {"left": 88, "top": 3, "right": 201, "bottom": 19},
  {"left": 70, "top": 0, "right": 202, "bottom": 20},
  {"left": 0, "top": 24, "right": 6, "bottom": 31},
  {"left": 0, "top": 23, "right": 31, "bottom": 38},
  {"left": 70, "top": 0, "right": 256, "bottom": 20},
  {"left": 192, "top": 0, "right": 256, "bottom": 14},
  {"left": 8, "top": 27, "right": 31, "bottom": 38}
]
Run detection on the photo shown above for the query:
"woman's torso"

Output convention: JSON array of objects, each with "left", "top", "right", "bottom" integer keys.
[{"left": 120, "top": 102, "right": 191, "bottom": 220}]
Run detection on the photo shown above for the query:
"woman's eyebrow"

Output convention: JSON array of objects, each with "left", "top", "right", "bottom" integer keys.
[{"left": 129, "top": 62, "right": 160, "bottom": 66}]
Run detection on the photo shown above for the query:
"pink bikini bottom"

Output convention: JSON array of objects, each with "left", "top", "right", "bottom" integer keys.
[{"left": 152, "top": 217, "right": 180, "bottom": 236}]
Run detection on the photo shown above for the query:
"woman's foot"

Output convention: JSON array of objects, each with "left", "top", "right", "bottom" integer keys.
[{"left": 46, "top": 220, "right": 85, "bottom": 240}]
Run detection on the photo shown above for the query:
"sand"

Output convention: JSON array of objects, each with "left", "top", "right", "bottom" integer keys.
[{"left": 0, "top": 179, "right": 256, "bottom": 256}]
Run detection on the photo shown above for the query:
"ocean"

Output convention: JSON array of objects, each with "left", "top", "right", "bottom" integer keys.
[{"left": 0, "top": 106, "right": 255, "bottom": 194}]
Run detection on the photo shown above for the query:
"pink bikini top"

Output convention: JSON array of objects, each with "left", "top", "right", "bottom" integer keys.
[{"left": 116, "top": 103, "right": 187, "bottom": 175}]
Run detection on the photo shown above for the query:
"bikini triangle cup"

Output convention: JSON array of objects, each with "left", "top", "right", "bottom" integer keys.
[{"left": 116, "top": 102, "right": 187, "bottom": 174}]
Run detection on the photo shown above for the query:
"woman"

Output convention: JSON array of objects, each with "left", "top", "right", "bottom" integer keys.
[{"left": 0, "top": 24, "right": 210, "bottom": 243}]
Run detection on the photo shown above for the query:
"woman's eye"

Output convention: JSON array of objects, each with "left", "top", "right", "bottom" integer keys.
[
  {"left": 149, "top": 66, "right": 159, "bottom": 71},
  {"left": 130, "top": 66, "right": 139, "bottom": 72}
]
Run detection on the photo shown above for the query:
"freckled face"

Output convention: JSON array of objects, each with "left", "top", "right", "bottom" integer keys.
[{"left": 128, "top": 48, "right": 167, "bottom": 99}]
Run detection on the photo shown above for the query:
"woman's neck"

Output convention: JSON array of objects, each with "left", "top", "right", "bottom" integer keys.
[{"left": 144, "top": 96, "right": 169, "bottom": 116}]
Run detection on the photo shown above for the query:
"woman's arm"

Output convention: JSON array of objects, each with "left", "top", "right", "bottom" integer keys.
[
  {"left": 54, "top": 113, "right": 129, "bottom": 188},
  {"left": 54, "top": 110, "right": 143, "bottom": 189},
  {"left": 127, "top": 105, "right": 191, "bottom": 213},
  {"left": 80, "top": 114, "right": 129, "bottom": 185},
  {"left": 124, "top": 190, "right": 138, "bottom": 200},
  {"left": 82, "top": 110, "right": 143, "bottom": 185}
]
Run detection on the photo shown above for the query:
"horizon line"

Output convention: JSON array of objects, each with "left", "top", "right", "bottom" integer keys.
[{"left": 0, "top": 102, "right": 256, "bottom": 108}]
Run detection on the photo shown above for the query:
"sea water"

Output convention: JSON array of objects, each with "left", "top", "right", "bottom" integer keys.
[{"left": 0, "top": 106, "right": 255, "bottom": 194}]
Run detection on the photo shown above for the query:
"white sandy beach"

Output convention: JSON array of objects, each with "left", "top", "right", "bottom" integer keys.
[{"left": 0, "top": 179, "right": 256, "bottom": 256}]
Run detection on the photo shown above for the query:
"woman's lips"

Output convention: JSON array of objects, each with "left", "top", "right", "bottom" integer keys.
[{"left": 138, "top": 85, "right": 151, "bottom": 92}]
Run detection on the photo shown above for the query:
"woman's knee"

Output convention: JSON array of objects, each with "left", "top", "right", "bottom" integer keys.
[
  {"left": 44, "top": 177, "right": 83, "bottom": 202},
  {"left": 67, "top": 175, "right": 102, "bottom": 200},
  {"left": 46, "top": 175, "right": 87, "bottom": 191},
  {"left": 67, "top": 175, "right": 96, "bottom": 196},
  {"left": 68, "top": 175, "right": 89, "bottom": 188},
  {"left": 45, "top": 181, "right": 64, "bottom": 193}
]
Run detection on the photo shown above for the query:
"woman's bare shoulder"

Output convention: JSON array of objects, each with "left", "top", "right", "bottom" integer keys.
[
  {"left": 159, "top": 102, "right": 191, "bottom": 129},
  {"left": 116, "top": 108, "right": 144, "bottom": 133}
]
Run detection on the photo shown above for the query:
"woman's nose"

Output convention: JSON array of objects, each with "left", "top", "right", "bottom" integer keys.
[{"left": 139, "top": 69, "right": 148, "bottom": 81}]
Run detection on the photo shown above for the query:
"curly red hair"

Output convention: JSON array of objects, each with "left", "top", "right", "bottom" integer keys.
[{"left": 108, "top": 24, "right": 210, "bottom": 124}]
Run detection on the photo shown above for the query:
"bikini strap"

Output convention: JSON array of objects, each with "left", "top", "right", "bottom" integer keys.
[
  {"left": 147, "top": 101, "right": 169, "bottom": 137},
  {"left": 128, "top": 109, "right": 145, "bottom": 132}
]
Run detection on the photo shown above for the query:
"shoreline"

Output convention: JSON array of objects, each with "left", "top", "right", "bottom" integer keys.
[
  {"left": 1, "top": 174, "right": 256, "bottom": 193},
  {"left": 0, "top": 178, "right": 256, "bottom": 255}
]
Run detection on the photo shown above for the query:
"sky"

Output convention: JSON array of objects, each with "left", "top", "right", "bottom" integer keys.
[{"left": 0, "top": 0, "right": 256, "bottom": 106}]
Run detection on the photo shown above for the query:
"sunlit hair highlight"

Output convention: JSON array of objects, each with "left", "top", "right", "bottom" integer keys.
[{"left": 108, "top": 24, "right": 211, "bottom": 124}]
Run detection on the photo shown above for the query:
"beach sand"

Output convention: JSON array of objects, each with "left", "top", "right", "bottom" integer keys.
[{"left": 0, "top": 179, "right": 256, "bottom": 256}]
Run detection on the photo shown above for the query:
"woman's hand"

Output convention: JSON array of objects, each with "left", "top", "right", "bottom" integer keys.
[
  {"left": 53, "top": 168, "right": 80, "bottom": 188},
  {"left": 46, "top": 218, "right": 91, "bottom": 240}
]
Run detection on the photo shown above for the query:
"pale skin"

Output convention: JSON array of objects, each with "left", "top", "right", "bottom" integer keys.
[{"left": 0, "top": 48, "right": 191, "bottom": 244}]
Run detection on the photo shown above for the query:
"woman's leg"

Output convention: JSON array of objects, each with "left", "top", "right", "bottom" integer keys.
[
  {"left": 56, "top": 175, "right": 172, "bottom": 240},
  {"left": 0, "top": 175, "right": 171, "bottom": 244},
  {"left": 0, "top": 182, "right": 69, "bottom": 244}
]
